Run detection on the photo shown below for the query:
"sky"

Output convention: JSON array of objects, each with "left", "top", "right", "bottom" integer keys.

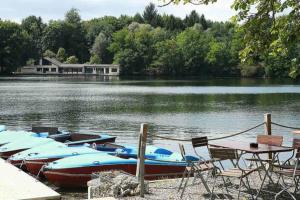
[{"left": 0, "top": 0, "right": 235, "bottom": 23}]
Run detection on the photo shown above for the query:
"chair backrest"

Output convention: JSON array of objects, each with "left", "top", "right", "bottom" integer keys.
[
  {"left": 192, "top": 137, "right": 208, "bottom": 148},
  {"left": 293, "top": 139, "right": 300, "bottom": 149},
  {"left": 257, "top": 135, "right": 283, "bottom": 146},
  {"left": 32, "top": 126, "right": 58, "bottom": 135},
  {"left": 209, "top": 147, "right": 238, "bottom": 160},
  {"left": 296, "top": 148, "right": 300, "bottom": 158},
  {"left": 178, "top": 143, "right": 186, "bottom": 158}
]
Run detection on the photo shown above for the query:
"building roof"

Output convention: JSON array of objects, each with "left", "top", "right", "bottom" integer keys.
[
  {"left": 41, "top": 57, "right": 120, "bottom": 68},
  {"left": 44, "top": 57, "right": 62, "bottom": 66}
]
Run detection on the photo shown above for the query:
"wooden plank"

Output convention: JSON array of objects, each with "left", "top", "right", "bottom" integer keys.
[
  {"left": 0, "top": 158, "right": 60, "bottom": 200},
  {"left": 136, "top": 123, "right": 148, "bottom": 197},
  {"left": 264, "top": 113, "right": 272, "bottom": 159}
]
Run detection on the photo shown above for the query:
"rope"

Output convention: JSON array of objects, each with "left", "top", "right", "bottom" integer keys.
[
  {"left": 149, "top": 134, "right": 192, "bottom": 142},
  {"left": 149, "top": 122, "right": 265, "bottom": 142},
  {"left": 271, "top": 122, "right": 300, "bottom": 130},
  {"left": 208, "top": 122, "right": 265, "bottom": 141}
]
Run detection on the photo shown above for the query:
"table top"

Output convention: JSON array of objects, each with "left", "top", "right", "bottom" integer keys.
[
  {"left": 292, "top": 130, "right": 300, "bottom": 134},
  {"left": 209, "top": 140, "right": 293, "bottom": 154}
]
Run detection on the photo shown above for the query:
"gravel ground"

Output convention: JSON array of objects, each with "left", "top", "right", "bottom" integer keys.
[
  {"left": 115, "top": 172, "right": 299, "bottom": 200},
  {"left": 53, "top": 171, "right": 300, "bottom": 199}
]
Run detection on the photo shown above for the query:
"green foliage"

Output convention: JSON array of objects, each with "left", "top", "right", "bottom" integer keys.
[
  {"left": 65, "top": 56, "right": 78, "bottom": 64},
  {"left": 43, "top": 50, "right": 56, "bottom": 58},
  {"left": 91, "top": 32, "right": 112, "bottom": 63},
  {"left": 42, "top": 8, "right": 88, "bottom": 63},
  {"left": 56, "top": 47, "right": 66, "bottom": 62},
  {"left": 26, "top": 58, "right": 35, "bottom": 66},
  {"left": 0, "top": 20, "right": 29, "bottom": 73},
  {"left": 89, "top": 54, "right": 102, "bottom": 64},
  {"left": 143, "top": 3, "right": 160, "bottom": 27},
  {"left": 161, "top": 0, "right": 300, "bottom": 78},
  {"left": 21, "top": 16, "right": 45, "bottom": 59},
  {"left": 1, "top": 2, "right": 298, "bottom": 78},
  {"left": 152, "top": 39, "right": 184, "bottom": 75}
]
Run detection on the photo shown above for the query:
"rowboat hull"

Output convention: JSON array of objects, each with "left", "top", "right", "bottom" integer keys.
[
  {"left": 25, "top": 158, "right": 60, "bottom": 175},
  {"left": 0, "top": 149, "right": 27, "bottom": 159},
  {"left": 44, "top": 163, "right": 186, "bottom": 188}
]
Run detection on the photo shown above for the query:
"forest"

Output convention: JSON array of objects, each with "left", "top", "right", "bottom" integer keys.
[{"left": 0, "top": 3, "right": 299, "bottom": 78}]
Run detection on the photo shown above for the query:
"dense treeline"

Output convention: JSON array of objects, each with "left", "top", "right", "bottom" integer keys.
[{"left": 0, "top": 3, "right": 299, "bottom": 78}]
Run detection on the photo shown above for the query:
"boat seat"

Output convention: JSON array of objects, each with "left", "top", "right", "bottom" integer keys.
[{"left": 70, "top": 133, "right": 100, "bottom": 141}]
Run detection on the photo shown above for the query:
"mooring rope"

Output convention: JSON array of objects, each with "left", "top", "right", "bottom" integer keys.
[
  {"left": 271, "top": 122, "right": 300, "bottom": 130},
  {"left": 148, "top": 122, "right": 265, "bottom": 142}
]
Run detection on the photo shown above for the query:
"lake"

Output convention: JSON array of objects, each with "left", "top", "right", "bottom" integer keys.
[{"left": 1, "top": 76, "right": 300, "bottom": 153}]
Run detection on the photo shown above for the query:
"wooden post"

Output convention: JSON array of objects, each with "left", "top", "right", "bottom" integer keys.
[
  {"left": 136, "top": 123, "right": 148, "bottom": 197},
  {"left": 264, "top": 113, "right": 271, "bottom": 136},
  {"left": 264, "top": 113, "right": 272, "bottom": 159}
]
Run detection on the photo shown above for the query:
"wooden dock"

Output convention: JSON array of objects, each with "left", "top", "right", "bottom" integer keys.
[{"left": 0, "top": 158, "right": 60, "bottom": 200}]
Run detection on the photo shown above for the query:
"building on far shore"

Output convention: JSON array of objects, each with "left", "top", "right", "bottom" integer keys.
[{"left": 16, "top": 57, "right": 120, "bottom": 76}]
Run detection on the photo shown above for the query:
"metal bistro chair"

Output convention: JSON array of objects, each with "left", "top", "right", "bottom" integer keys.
[
  {"left": 274, "top": 148, "right": 300, "bottom": 200},
  {"left": 247, "top": 135, "right": 283, "bottom": 178},
  {"left": 209, "top": 147, "right": 259, "bottom": 200},
  {"left": 178, "top": 137, "right": 214, "bottom": 199},
  {"left": 275, "top": 138, "right": 300, "bottom": 170}
]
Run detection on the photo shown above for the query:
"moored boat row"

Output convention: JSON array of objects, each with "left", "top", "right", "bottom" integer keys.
[{"left": 1, "top": 125, "right": 197, "bottom": 188}]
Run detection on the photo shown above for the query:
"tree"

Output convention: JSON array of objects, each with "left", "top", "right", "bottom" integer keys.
[
  {"left": 91, "top": 32, "right": 112, "bottom": 63},
  {"left": 43, "top": 50, "right": 56, "bottom": 58},
  {"left": 133, "top": 13, "right": 144, "bottom": 23},
  {"left": 65, "top": 8, "right": 81, "bottom": 25},
  {"left": 143, "top": 3, "right": 159, "bottom": 27},
  {"left": 64, "top": 9, "right": 89, "bottom": 62},
  {"left": 152, "top": 39, "right": 184, "bottom": 75},
  {"left": 0, "top": 20, "right": 28, "bottom": 73},
  {"left": 21, "top": 16, "right": 45, "bottom": 59},
  {"left": 89, "top": 54, "right": 101, "bottom": 64},
  {"left": 184, "top": 10, "right": 200, "bottom": 27},
  {"left": 160, "top": 0, "right": 300, "bottom": 78},
  {"left": 56, "top": 47, "right": 66, "bottom": 62},
  {"left": 65, "top": 56, "right": 78, "bottom": 64},
  {"left": 26, "top": 58, "right": 35, "bottom": 66}
]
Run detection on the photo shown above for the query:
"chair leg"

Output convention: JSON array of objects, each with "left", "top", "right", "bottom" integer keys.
[
  {"left": 198, "top": 172, "right": 211, "bottom": 194},
  {"left": 178, "top": 168, "right": 187, "bottom": 191},
  {"left": 256, "top": 170, "right": 267, "bottom": 199},
  {"left": 245, "top": 176, "right": 254, "bottom": 200},
  {"left": 210, "top": 176, "right": 217, "bottom": 200},
  {"left": 294, "top": 177, "right": 300, "bottom": 195},
  {"left": 192, "top": 172, "right": 198, "bottom": 185},
  {"left": 220, "top": 176, "right": 229, "bottom": 194},
  {"left": 180, "top": 169, "right": 192, "bottom": 199},
  {"left": 275, "top": 187, "right": 296, "bottom": 200},
  {"left": 237, "top": 178, "right": 243, "bottom": 199}
]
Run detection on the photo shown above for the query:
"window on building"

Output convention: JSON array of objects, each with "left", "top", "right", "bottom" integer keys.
[
  {"left": 85, "top": 68, "right": 93, "bottom": 73},
  {"left": 37, "top": 68, "right": 41, "bottom": 72},
  {"left": 111, "top": 68, "right": 118, "bottom": 73},
  {"left": 105, "top": 68, "right": 109, "bottom": 74},
  {"left": 78, "top": 69, "right": 82, "bottom": 72},
  {"left": 51, "top": 68, "right": 56, "bottom": 72}
]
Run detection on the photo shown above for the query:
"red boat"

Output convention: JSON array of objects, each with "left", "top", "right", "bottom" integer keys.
[
  {"left": 43, "top": 151, "right": 190, "bottom": 188},
  {"left": 25, "top": 143, "right": 124, "bottom": 175},
  {"left": 6, "top": 133, "right": 116, "bottom": 166}
]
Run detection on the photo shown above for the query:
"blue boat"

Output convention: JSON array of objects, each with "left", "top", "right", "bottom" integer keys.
[
  {"left": 0, "top": 125, "right": 6, "bottom": 132},
  {"left": 0, "top": 131, "right": 42, "bottom": 146},
  {"left": 8, "top": 141, "right": 68, "bottom": 166},
  {"left": 0, "top": 137, "right": 55, "bottom": 159},
  {"left": 43, "top": 146, "right": 198, "bottom": 188},
  {"left": 23, "top": 143, "right": 127, "bottom": 175}
]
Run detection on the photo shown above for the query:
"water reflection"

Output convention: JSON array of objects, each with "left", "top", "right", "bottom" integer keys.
[{"left": 0, "top": 76, "right": 299, "bottom": 152}]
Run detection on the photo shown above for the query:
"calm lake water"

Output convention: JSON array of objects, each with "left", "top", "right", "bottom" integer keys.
[{"left": 1, "top": 76, "right": 300, "bottom": 152}]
